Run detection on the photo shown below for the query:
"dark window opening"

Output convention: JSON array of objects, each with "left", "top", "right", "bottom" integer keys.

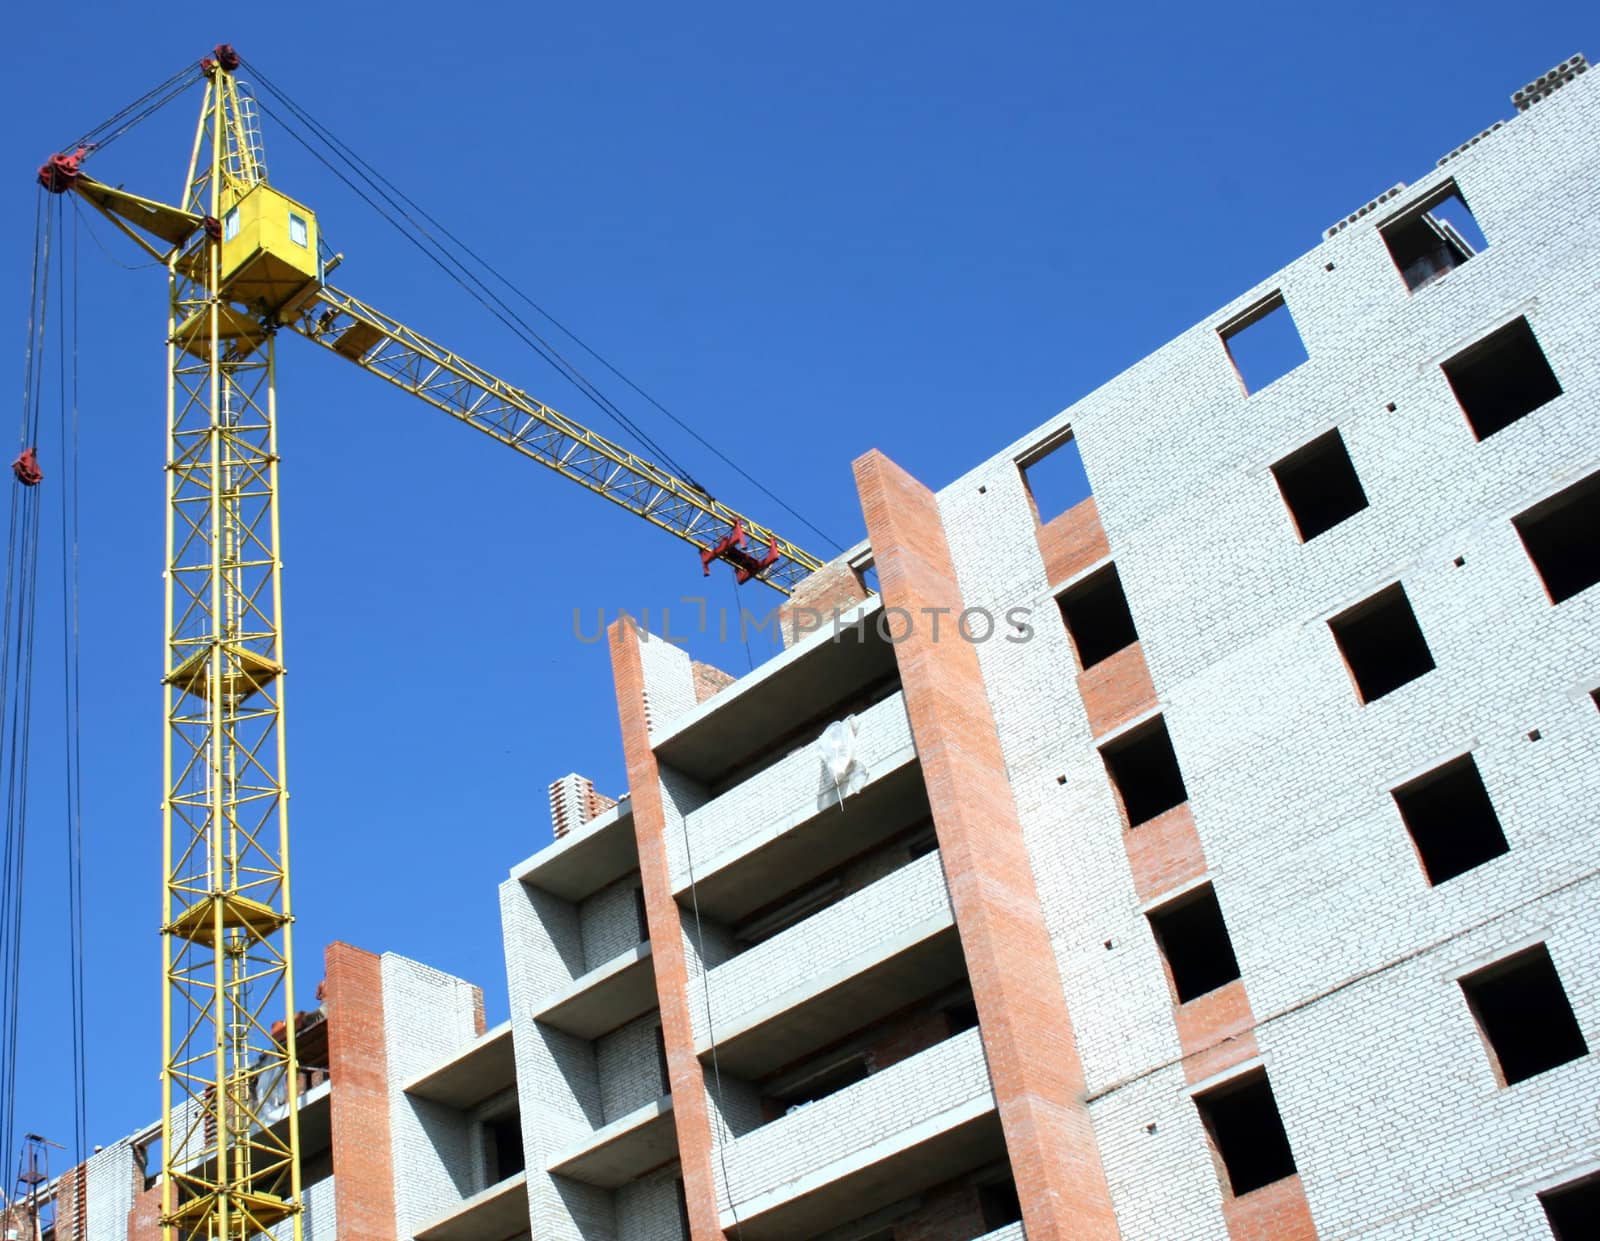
[
  {"left": 979, "top": 1177, "right": 1024, "bottom": 1228},
  {"left": 1150, "top": 885, "right": 1242, "bottom": 1003},
  {"left": 1328, "top": 584, "right": 1435, "bottom": 703},
  {"left": 1101, "top": 718, "right": 1189, "bottom": 827},
  {"left": 1270, "top": 429, "right": 1369, "bottom": 541},
  {"left": 1380, "top": 185, "right": 1486, "bottom": 291},
  {"left": 768, "top": 1051, "right": 872, "bottom": 1111},
  {"left": 1514, "top": 471, "right": 1600, "bottom": 604},
  {"left": 483, "top": 1114, "right": 525, "bottom": 1183},
  {"left": 1542, "top": 1173, "right": 1600, "bottom": 1241},
  {"left": 654, "top": 1024, "right": 671, "bottom": 1097},
  {"left": 945, "top": 999, "right": 980, "bottom": 1034},
  {"left": 634, "top": 886, "right": 650, "bottom": 943},
  {"left": 1196, "top": 1071, "right": 1298, "bottom": 1197},
  {"left": 1392, "top": 755, "right": 1508, "bottom": 885},
  {"left": 1059, "top": 565, "right": 1140, "bottom": 668},
  {"left": 1221, "top": 293, "right": 1309, "bottom": 395},
  {"left": 1020, "top": 434, "right": 1092, "bottom": 523},
  {"left": 1461, "top": 944, "right": 1588, "bottom": 1086},
  {"left": 1442, "top": 317, "right": 1562, "bottom": 440}
]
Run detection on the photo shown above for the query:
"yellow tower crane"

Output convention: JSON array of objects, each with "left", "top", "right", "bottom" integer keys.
[{"left": 38, "top": 44, "right": 824, "bottom": 1241}]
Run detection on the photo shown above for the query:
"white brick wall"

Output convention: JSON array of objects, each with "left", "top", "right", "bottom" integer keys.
[
  {"left": 579, "top": 876, "right": 645, "bottom": 974},
  {"left": 694, "top": 849, "right": 952, "bottom": 1044},
  {"left": 718, "top": 1027, "right": 993, "bottom": 1213},
  {"left": 679, "top": 690, "right": 914, "bottom": 884},
  {"left": 940, "top": 64, "right": 1600, "bottom": 1241},
  {"left": 379, "top": 953, "right": 485, "bottom": 1238},
  {"left": 82, "top": 1139, "right": 138, "bottom": 1241}
]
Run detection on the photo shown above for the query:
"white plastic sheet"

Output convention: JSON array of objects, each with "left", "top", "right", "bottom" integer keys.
[{"left": 816, "top": 714, "right": 865, "bottom": 808}]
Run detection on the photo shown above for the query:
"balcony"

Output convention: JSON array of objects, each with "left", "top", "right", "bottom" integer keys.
[
  {"left": 412, "top": 1172, "right": 528, "bottom": 1241},
  {"left": 695, "top": 852, "right": 962, "bottom": 1077},
  {"left": 718, "top": 1028, "right": 1001, "bottom": 1238},
  {"left": 547, "top": 1094, "right": 677, "bottom": 1189},
  {"left": 654, "top": 597, "right": 898, "bottom": 785},
  {"left": 403, "top": 1021, "right": 515, "bottom": 1110},
  {"left": 533, "top": 943, "right": 657, "bottom": 1040},
  {"left": 511, "top": 798, "right": 636, "bottom": 903},
  {"left": 672, "top": 690, "right": 918, "bottom": 898}
]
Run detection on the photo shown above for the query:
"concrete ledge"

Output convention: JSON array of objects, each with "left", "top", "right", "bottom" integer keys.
[
  {"left": 697, "top": 914, "right": 964, "bottom": 1079},
  {"left": 510, "top": 798, "right": 636, "bottom": 902},
  {"left": 546, "top": 1095, "right": 677, "bottom": 1189},
  {"left": 652, "top": 598, "right": 896, "bottom": 784},
  {"left": 402, "top": 1021, "right": 515, "bottom": 1110},
  {"left": 720, "top": 1096, "right": 1004, "bottom": 1239},
  {"left": 533, "top": 943, "right": 657, "bottom": 1040},
  {"left": 412, "top": 1171, "right": 528, "bottom": 1241}
]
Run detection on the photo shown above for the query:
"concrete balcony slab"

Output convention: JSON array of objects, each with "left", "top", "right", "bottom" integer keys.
[
  {"left": 547, "top": 1095, "right": 677, "bottom": 1189},
  {"left": 403, "top": 1021, "right": 515, "bottom": 1110},
  {"left": 533, "top": 943, "right": 657, "bottom": 1040},
  {"left": 413, "top": 1172, "right": 528, "bottom": 1241}
]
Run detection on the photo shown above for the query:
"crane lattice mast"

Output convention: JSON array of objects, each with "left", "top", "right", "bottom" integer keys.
[
  {"left": 158, "top": 49, "right": 301, "bottom": 1240},
  {"left": 36, "top": 43, "right": 829, "bottom": 1240}
]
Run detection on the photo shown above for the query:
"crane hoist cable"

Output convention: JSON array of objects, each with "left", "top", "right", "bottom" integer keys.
[
  {"left": 248, "top": 91, "right": 698, "bottom": 486},
  {"left": 240, "top": 59, "right": 845, "bottom": 554},
  {"left": 43, "top": 49, "right": 835, "bottom": 592}
]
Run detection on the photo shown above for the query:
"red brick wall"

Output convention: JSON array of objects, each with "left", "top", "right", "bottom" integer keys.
[
  {"left": 126, "top": 1182, "right": 162, "bottom": 1241},
  {"left": 324, "top": 942, "right": 398, "bottom": 1241},
  {"left": 1123, "top": 803, "right": 1207, "bottom": 904},
  {"left": 610, "top": 625, "right": 724, "bottom": 1241},
  {"left": 853, "top": 449, "right": 1120, "bottom": 1241},
  {"left": 1223, "top": 1174, "right": 1319, "bottom": 1241},
  {"left": 781, "top": 556, "right": 871, "bottom": 646},
  {"left": 1079, "top": 641, "right": 1158, "bottom": 738},
  {"left": 893, "top": 1180, "right": 989, "bottom": 1241},
  {"left": 691, "top": 659, "right": 738, "bottom": 703},
  {"left": 1035, "top": 496, "right": 1110, "bottom": 589},
  {"left": 52, "top": 1163, "right": 86, "bottom": 1241}
]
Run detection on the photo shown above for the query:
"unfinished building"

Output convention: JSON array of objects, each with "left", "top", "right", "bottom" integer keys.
[{"left": 33, "top": 51, "right": 1600, "bottom": 1241}]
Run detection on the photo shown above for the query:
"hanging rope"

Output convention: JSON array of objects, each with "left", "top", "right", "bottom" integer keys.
[
  {"left": 241, "top": 59, "right": 844, "bottom": 554},
  {"left": 57, "top": 199, "right": 89, "bottom": 1168},
  {"left": 0, "top": 189, "right": 53, "bottom": 1199}
]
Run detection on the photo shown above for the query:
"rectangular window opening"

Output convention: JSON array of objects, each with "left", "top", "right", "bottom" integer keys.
[
  {"left": 1460, "top": 944, "right": 1588, "bottom": 1086},
  {"left": 1058, "top": 564, "right": 1140, "bottom": 669},
  {"left": 1380, "top": 182, "right": 1487, "bottom": 292},
  {"left": 483, "top": 1112, "right": 525, "bottom": 1183},
  {"left": 654, "top": 1023, "right": 671, "bottom": 1097},
  {"left": 1195, "top": 1070, "right": 1298, "bottom": 1197},
  {"left": 978, "top": 1177, "right": 1024, "bottom": 1228},
  {"left": 1150, "top": 884, "right": 1242, "bottom": 1003},
  {"left": 1220, "top": 292, "right": 1309, "bottom": 395},
  {"left": 1019, "top": 432, "right": 1091, "bottom": 523},
  {"left": 1442, "top": 317, "right": 1562, "bottom": 440},
  {"left": 288, "top": 212, "right": 309, "bottom": 248},
  {"left": 1101, "top": 717, "right": 1188, "bottom": 827},
  {"left": 634, "top": 886, "right": 650, "bottom": 943},
  {"left": 1392, "top": 755, "right": 1508, "bottom": 885},
  {"left": 222, "top": 207, "right": 240, "bottom": 242},
  {"left": 1513, "top": 471, "right": 1600, "bottom": 604},
  {"left": 1270, "top": 428, "right": 1369, "bottom": 542},
  {"left": 1541, "top": 1172, "right": 1600, "bottom": 1240},
  {"left": 1328, "top": 584, "right": 1435, "bottom": 703}
]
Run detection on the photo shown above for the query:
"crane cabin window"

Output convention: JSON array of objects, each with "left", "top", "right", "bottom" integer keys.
[
  {"left": 222, "top": 208, "right": 241, "bottom": 242},
  {"left": 288, "top": 213, "right": 309, "bottom": 248}
]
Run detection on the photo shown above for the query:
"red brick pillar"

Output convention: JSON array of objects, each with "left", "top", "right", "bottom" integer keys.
[
  {"left": 853, "top": 449, "right": 1123, "bottom": 1241},
  {"left": 610, "top": 623, "right": 724, "bottom": 1241},
  {"left": 127, "top": 1182, "right": 162, "bottom": 1241},
  {"left": 325, "top": 942, "right": 398, "bottom": 1241}
]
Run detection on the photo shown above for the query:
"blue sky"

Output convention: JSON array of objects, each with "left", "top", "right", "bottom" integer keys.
[{"left": 0, "top": 0, "right": 1593, "bottom": 1167}]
